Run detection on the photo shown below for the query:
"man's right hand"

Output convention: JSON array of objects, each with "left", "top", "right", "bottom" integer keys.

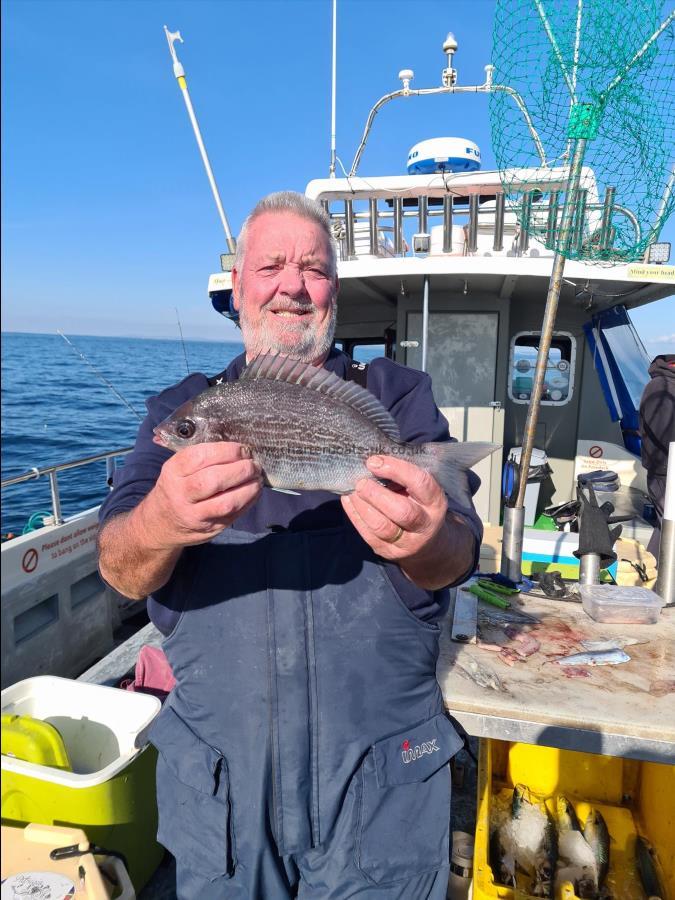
[
  {"left": 140, "top": 442, "right": 264, "bottom": 549},
  {"left": 98, "top": 442, "right": 263, "bottom": 599}
]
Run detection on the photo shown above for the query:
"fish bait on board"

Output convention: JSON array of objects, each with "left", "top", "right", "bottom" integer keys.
[
  {"left": 153, "top": 352, "right": 499, "bottom": 502},
  {"left": 554, "top": 649, "right": 630, "bottom": 667},
  {"left": 635, "top": 836, "right": 664, "bottom": 900},
  {"left": 555, "top": 796, "right": 599, "bottom": 898},
  {"left": 582, "top": 809, "right": 610, "bottom": 895}
]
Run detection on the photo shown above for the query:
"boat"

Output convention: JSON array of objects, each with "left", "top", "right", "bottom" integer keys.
[{"left": 2, "top": 21, "right": 674, "bottom": 899}]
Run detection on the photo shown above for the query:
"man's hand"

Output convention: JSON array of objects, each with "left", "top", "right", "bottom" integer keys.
[
  {"left": 140, "top": 442, "right": 264, "bottom": 550},
  {"left": 340, "top": 455, "right": 474, "bottom": 590},
  {"left": 98, "top": 442, "right": 263, "bottom": 599}
]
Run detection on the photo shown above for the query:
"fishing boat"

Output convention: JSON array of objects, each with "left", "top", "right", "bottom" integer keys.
[{"left": 2, "top": 19, "right": 674, "bottom": 900}]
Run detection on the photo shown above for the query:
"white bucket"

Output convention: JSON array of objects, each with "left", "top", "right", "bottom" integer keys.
[{"left": 447, "top": 830, "right": 474, "bottom": 899}]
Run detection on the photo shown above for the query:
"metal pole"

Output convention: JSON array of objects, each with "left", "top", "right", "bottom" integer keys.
[
  {"left": 394, "top": 198, "right": 404, "bottom": 255},
  {"left": 443, "top": 195, "right": 454, "bottom": 252},
  {"left": 344, "top": 200, "right": 355, "bottom": 259},
  {"left": 329, "top": 0, "right": 337, "bottom": 177},
  {"left": 518, "top": 192, "right": 532, "bottom": 254},
  {"left": 493, "top": 193, "right": 505, "bottom": 252},
  {"left": 546, "top": 191, "right": 560, "bottom": 247},
  {"left": 421, "top": 276, "right": 430, "bottom": 372},
  {"left": 418, "top": 195, "right": 429, "bottom": 235},
  {"left": 654, "top": 442, "right": 675, "bottom": 606},
  {"left": 599, "top": 186, "right": 616, "bottom": 251},
  {"left": 572, "top": 188, "right": 587, "bottom": 254},
  {"left": 579, "top": 553, "right": 601, "bottom": 585},
  {"left": 49, "top": 471, "right": 64, "bottom": 525},
  {"left": 501, "top": 506, "right": 525, "bottom": 582},
  {"left": 501, "top": 138, "right": 588, "bottom": 578},
  {"left": 468, "top": 195, "right": 479, "bottom": 252},
  {"left": 369, "top": 198, "right": 379, "bottom": 255},
  {"left": 164, "top": 27, "right": 236, "bottom": 253}
]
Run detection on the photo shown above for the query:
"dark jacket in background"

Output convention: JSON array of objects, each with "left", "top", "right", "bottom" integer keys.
[{"left": 639, "top": 354, "right": 675, "bottom": 559}]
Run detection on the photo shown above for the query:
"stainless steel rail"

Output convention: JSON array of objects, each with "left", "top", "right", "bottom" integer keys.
[{"left": 2, "top": 447, "right": 133, "bottom": 526}]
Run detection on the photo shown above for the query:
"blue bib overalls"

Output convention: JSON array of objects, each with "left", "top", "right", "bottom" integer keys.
[{"left": 148, "top": 523, "right": 463, "bottom": 898}]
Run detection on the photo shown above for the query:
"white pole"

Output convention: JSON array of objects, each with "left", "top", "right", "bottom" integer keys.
[
  {"left": 329, "top": 0, "right": 338, "bottom": 177},
  {"left": 164, "top": 27, "right": 236, "bottom": 253}
]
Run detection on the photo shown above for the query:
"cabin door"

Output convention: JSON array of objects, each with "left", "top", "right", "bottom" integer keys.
[{"left": 406, "top": 312, "right": 503, "bottom": 524}]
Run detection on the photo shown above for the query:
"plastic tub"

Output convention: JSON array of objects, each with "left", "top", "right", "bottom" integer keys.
[
  {"left": 473, "top": 739, "right": 674, "bottom": 899},
  {"left": 580, "top": 583, "right": 664, "bottom": 624},
  {"left": 1, "top": 676, "right": 163, "bottom": 891}
]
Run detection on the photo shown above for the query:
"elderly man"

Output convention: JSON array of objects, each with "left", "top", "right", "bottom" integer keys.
[{"left": 98, "top": 191, "right": 483, "bottom": 899}]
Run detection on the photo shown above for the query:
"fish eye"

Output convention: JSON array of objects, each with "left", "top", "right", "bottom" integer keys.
[{"left": 176, "top": 419, "right": 196, "bottom": 439}]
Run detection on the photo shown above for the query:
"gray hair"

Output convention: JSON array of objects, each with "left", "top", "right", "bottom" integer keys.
[{"left": 234, "top": 191, "right": 337, "bottom": 276}]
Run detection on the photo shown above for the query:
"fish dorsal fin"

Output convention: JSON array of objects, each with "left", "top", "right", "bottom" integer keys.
[{"left": 240, "top": 352, "right": 401, "bottom": 441}]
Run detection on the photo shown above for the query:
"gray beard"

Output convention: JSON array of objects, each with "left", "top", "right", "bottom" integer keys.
[{"left": 239, "top": 296, "right": 337, "bottom": 363}]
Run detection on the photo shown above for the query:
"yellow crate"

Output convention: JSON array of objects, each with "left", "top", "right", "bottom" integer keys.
[{"left": 473, "top": 740, "right": 674, "bottom": 900}]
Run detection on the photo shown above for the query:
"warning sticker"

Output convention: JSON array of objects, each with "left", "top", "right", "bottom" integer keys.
[
  {"left": 626, "top": 264, "right": 675, "bottom": 283},
  {"left": 21, "top": 548, "right": 39, "bottom": 573}
]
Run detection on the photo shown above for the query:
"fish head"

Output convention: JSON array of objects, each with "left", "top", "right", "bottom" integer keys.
[{"left": 153, "top": 397, "right": 231, "bottom": 450}]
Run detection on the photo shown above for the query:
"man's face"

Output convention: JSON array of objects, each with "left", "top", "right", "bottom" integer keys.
[{"left": 232, "top": 212, "right": 338, "bottom": 364}]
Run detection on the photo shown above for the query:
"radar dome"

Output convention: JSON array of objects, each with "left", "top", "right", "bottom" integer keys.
[{"left": 407, "top": 138, "right": 481, "bottom": 175}]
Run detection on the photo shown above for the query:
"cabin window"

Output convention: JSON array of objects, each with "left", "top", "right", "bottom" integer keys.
[
  {"left": 352, "top": 343, "right": 384, "bottom": 364},
  {"left": 508, "top": 332, "right": 576, "bottom": 405}
]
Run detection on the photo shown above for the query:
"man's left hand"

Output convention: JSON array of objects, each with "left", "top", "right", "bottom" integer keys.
[
  {"left": 341, "top": 455, "right": 446, "bottom": 558},
  {"left": 340, "top": 455, "right": 474, "bottom": 590}
]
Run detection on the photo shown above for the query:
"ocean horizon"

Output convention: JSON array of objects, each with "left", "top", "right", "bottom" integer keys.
[{"left": 1, "top": 332, "right": 246, "bottom": 535}]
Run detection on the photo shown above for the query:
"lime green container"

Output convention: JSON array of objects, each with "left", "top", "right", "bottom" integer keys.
[{"left": 1, "top": 676, "right": 164, "bottom": 892}]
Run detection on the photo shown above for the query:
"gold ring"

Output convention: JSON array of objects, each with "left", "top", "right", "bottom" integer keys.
[{"left": 386, "top": 525, "right": 404, "bottom": 544}]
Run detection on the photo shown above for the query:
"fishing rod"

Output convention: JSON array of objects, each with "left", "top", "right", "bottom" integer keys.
[
  {"left": 163, "top": 26, "right": 236, "bottom": 259},
  {"left": 175, "top": 307, "right": 190, "bottom": 374},
  {"left": 57, "top": 332, "right": 143, "bottom": 422}
]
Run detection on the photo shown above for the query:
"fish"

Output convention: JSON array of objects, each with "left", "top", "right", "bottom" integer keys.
[
  {"left": 456, "top": 657, "right": 506, "bottom": 692},
  {"left": 635, "top": 836, "right": 664, "bottom": 900},
  {"left": 153, "top": 352, "right": 498, "bottom": 501},
  {"left": 580, "top": 637, "right": 647, "bottom": 652},
  {"left": 503, "top": 785, "right": 556, "bottom": 898},
  {"left": 556, "top": 797, "right": 598, "bottom": 898},
  {"left": 554, "top": 649, "right": 630, "bottom": 667},
  {"left": 556, "top": 796, "right": 582, "bottom": 834},
  {"left": 583, "top": 809, "right": 610, "bottom": 891}
]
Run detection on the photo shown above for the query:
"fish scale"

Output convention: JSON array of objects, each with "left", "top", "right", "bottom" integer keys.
[{"left": 154, "top": 353, "right": 499, "bottom": 500}]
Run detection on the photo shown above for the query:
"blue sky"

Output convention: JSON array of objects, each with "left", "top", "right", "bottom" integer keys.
[{"left": 2, "top": 0, "right": 673, "bottom": 353}]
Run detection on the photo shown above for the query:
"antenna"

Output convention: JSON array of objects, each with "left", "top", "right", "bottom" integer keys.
[
  {"left": 164, "top": 26, "right": 236, "bottom": 255},
  {"left": 329, "top": 0, "right": 338, "bottom": 177}
]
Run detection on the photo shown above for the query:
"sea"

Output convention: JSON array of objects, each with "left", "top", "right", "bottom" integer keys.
[{"left": 1, "top": 332, "right": 246, "bottom": 536}]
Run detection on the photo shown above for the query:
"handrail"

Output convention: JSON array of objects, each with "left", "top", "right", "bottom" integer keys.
[
  {"left": 2, "top": 446, "right": 134, "bottom": 527},
  {"left": 1, "top": 447, "right": 134, "bottom": 489}
]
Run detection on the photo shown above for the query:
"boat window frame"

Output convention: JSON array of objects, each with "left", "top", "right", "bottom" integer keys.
[{"left": 507, "top": 330, "right": 577, "bottom": 407}]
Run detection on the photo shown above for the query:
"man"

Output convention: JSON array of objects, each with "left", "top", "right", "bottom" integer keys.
[
  {"left": 639, "top": 353, "right": 675, "bottom": 561},
  {"left": 98, "top": 192, "right": 483, "bottom": 899}
]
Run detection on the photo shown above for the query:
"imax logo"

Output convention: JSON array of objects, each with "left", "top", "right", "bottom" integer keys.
[{"left": 401, "top": 738, "right": 440, "bottom": 764}]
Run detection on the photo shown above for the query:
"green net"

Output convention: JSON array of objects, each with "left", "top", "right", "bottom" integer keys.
[{"left": 489, "top": 0, "right": 675, "bottom": 262}]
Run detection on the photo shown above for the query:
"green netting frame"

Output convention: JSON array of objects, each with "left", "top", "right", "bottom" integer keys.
[{"left": 490, "top": 0, "right": 675, "bottom": 263}]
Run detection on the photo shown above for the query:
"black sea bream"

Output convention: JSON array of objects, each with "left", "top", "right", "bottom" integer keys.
[{"left": 153, "top": 353, "right": 498, "bottom": 504}]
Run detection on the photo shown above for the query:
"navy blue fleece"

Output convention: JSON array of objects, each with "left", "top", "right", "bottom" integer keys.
[{"left": 99, "top": 349, "right": 482, "bottom": 632}]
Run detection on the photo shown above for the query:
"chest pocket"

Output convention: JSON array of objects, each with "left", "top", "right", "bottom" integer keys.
[
  {"left": 150, "top": 705, "right": 236, "bottom": 881},
  {"left": 355, "top": 713, "right": 463, "bottom": 885}
]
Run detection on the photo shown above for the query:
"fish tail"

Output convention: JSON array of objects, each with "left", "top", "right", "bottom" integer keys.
[{"left": 419, "top": 441, "right": 500, "bottom": 507}]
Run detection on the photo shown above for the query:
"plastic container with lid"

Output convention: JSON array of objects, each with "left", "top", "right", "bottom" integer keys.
[{"left": 580, "top": 583, "right": 665, "bottom": 624}]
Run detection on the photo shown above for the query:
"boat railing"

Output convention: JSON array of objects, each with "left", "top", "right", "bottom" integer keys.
[
  {"left": 308, "top": 174, "right": 641, "bottom": 263},
  {"left": 1, "top": 447, "right": 133, "bottom": 526}
]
